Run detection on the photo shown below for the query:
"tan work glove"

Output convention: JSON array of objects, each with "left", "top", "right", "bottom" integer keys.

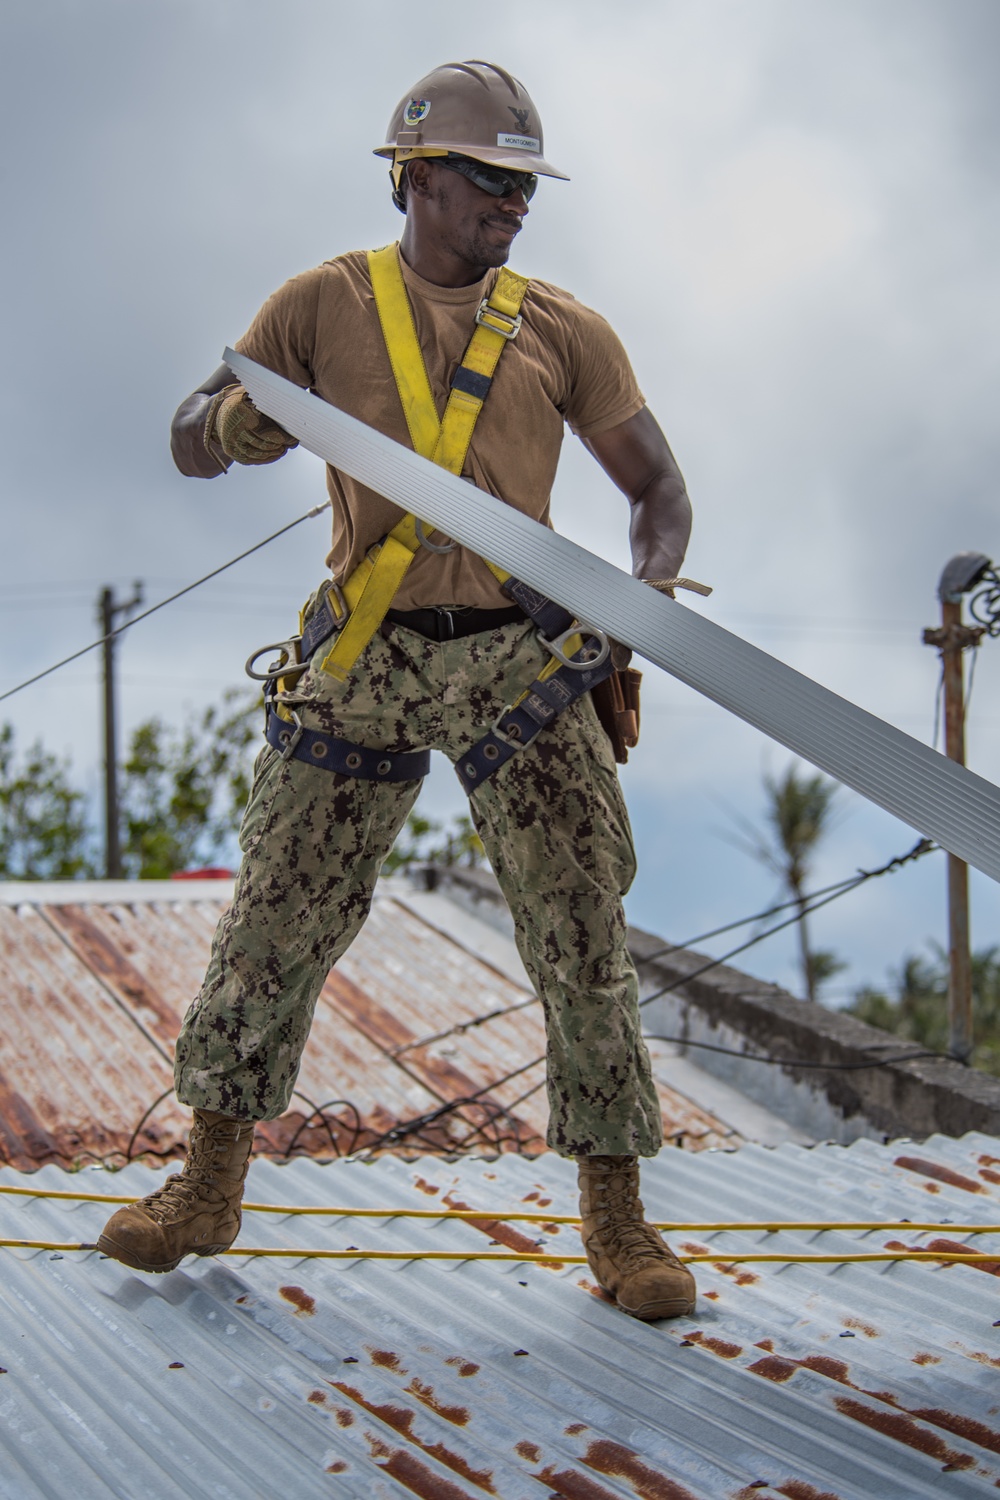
[{"left": 206, "top": 385, "right": 298, "bottom": 466}]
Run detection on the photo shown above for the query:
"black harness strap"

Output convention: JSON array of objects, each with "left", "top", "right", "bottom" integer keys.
[
  {"left": 265, "top": 708, "right": 429, "bottom": 782},
  {"left": 454, "top": 578, "right": 615, "bottom": 795}
]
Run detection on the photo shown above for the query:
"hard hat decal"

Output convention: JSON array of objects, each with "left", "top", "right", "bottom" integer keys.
[
  {"left": 403, "top": 98, "right": 431, "bottom": 125},
  {"left": 509, "top": 107, "right": 532, "bottom": 133},
  {"left": 497, "top": 132, "right": 540, "bottom": 152}
]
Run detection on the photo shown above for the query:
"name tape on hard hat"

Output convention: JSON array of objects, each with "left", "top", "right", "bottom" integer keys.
[
  {"left": 497, "top": 133, "right": 540, "bottom": 151},
  {"left": 223, "top": 348, "right": 1000, "bottom": 885}
]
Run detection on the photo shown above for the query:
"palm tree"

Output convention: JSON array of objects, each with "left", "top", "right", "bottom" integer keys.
[{"left": 728, "top": 762, "right": 843, "bottom": 1003}]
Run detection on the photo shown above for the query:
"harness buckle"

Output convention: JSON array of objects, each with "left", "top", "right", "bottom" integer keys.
[
  {"left": 274, "top": 709, "right": 305, "bottom": 762},
  {"left": 489, "top": 707, "right": 525, "bottom": 750},
  {"left": 245, "top": 639, "right": 303, "bottom": 682},
  {"left": 475, "top": 299, "right": 522, "bottom": 341},
  {"left": 537, "top": 624, "right": 611, "bottom": 672},
  {"left": 324, "top": 581, "right": 349, "bottom": 625}
]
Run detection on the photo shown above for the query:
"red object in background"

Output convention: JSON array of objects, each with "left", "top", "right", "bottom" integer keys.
[{"left": 170, "top": 868, "right": 234, "bottom": 880}]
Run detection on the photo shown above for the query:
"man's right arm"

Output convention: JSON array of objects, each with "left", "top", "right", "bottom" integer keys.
[
  {"left": 170, "top": 364, "right": 237, "bottom": 478},
  {"left": 171, "top": 361, "right": 299, "bottom": 477}
]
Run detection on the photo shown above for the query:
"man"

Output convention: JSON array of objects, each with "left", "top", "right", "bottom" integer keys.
[{"left": 99, "top": 60, "right": 697, "bottom": 1321}]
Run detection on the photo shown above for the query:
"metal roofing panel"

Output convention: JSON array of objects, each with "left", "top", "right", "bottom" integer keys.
[
  {"left": 3, "top": 1133, "right": 1000, "bottom": 1498},
  {"left": 0, "top": 883, "right": 745, "bottom": 1170}
]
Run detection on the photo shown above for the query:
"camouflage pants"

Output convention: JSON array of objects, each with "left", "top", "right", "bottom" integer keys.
[{"left": 173, "top": 615, "right": 662, "bottom": 1157}]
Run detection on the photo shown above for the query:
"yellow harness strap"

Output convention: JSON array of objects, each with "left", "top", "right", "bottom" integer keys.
[{"left": 319, "top": 244, "right": 528, "bottom": 680}]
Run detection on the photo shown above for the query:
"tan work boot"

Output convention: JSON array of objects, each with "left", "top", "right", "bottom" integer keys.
[
  {"left": 97, "top": 1110, "right": 254, "bottom": 1274},
  {"left": 578, "top": 1154, "right": 696, "bottom": 1320}
]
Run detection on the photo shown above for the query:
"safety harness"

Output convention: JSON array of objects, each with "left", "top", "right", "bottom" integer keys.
[{"left": 249, "top": 243, "right": 613, "bottom": 789}]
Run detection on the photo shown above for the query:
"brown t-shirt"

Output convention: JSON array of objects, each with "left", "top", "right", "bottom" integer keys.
[{"left": 234, "top": 245, "right": 644, "bottom": 608}]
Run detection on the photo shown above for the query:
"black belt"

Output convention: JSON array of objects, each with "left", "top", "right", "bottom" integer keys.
[{"left": 384, "top": 605, "right": 525, "bottom": 641}]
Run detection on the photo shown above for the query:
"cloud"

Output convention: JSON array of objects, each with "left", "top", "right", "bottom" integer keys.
[{"left": 2, "top": 0, "right": 998, "bottom": 992}]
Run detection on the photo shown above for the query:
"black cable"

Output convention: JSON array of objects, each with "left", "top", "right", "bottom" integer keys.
[
  {"left": 357, "top": 1055, "right": 542, "bottom": 1155},
  {"left": 0, "top": 501, "right": 330, "bottom": 705},
  {"left": 125, "top": 1087, "right": 175, "bottom": 1160},
  {"left": 638, "top": 838, "right": 934, "bottom": 1010},
  {"left": 638, "top": 839, "right": 936, "bottom": 966}
]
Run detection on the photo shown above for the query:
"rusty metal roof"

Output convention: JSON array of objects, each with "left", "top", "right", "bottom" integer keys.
[
  {"left": 0, "top": 878, "right": 778, "bottom": 1171},
  {"left": 3, "top": 1132, "right": 1000, "bottom": 1497}
]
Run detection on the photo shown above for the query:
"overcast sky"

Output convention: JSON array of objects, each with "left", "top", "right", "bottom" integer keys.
[{"left": 2, "top": 0, "right": 998, "bottom": 1003}]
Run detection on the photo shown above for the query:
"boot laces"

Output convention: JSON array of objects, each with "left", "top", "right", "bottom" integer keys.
[
  {"left": 592, "top": 1176, "right": 681, "bottom": 1270},
  {"left": 137, "top": 1121, "right": 244, "bottom": 1224}
]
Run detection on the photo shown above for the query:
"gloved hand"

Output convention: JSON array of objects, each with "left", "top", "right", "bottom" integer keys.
[{"left": 208, "top": 385, "right": 298, "bottom": 465}]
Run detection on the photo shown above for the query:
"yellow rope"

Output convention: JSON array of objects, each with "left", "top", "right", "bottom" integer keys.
[
  {"left": 0, "top": 1187, "right": 997, "bottom": 1236},
  {"left": 2, "top": 1239, "right": 998, "bottom": 1265}
]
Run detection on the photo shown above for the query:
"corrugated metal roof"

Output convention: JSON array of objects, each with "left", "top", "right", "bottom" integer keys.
[
  {"left": 0, "top": 880, "right": 762, "bottom": 1172},
  {"left": 3, "top": 1132, "right": 1000, "bottom": 1498}
]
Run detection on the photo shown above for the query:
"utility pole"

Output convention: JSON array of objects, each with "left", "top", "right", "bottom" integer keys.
[
  {"left": 98, "top": 582, "right": 143, "bottom": 879},
  {"left": 922, "top": 552, "right": 995, "bottom": 1062}
]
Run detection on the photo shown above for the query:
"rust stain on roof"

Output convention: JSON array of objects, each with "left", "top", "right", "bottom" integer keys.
[
  {"left": 775, "top": 1482, "right": 844, "bottom": 1500},
  {"left": 363, "top": 1431, "right": 484, "bottom": 1499},
  {"left": 338, "top": 1384, "right": 495, "bottom": 1492},
  {"left": 0, "top": 887, "right": 743, "bottom": 1169},
  {"left": 404, "top": 1378, "right": 470, "bottom": 1426},
  {"left": 684, "top": 1330, "right": 743, "bottom": 1359},
  {"left": 278, "top": 1285, "right": 315, "bottom": 1316},
  {"left": 885, "top": 1237, "right": 1000, "bottom": 1276},
  {"left": 583, "top": 1440, "right": 699, "bottom": 1499},
  {"left": 832, "top": 1396, "right": 975, "bottom": 1470},
  {"left": 443, "top": 1191, "right": 561, "bottom": 1263},
  {"left": 894, "top": 1155, "right": 986, "bottom": 1194}
]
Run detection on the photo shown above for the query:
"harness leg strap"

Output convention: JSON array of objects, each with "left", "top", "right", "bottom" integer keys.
[
  {"left": 456, "top": 649, "right": 614, "bottom": 794},
  {"left": 265, "top": 708, "right": 429, "bottom": 782}
]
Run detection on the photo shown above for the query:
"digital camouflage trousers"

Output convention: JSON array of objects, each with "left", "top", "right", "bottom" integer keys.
[{"left": 173, "top": 613, "right": 663, "bottom": 1157}]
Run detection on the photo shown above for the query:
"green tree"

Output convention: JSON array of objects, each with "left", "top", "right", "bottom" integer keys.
[
  {"left": 729, "top": 761, "right": 844, "bottom": 1003},
  {"left": 849, "top": 944, "right": 1000, "bottom": 1076},
  {"left": 1, "top": 698, "right": 487, "bottom": 884},
  {"left": 121, "top": 689, "right": 259, "bottom": 878},
  {"left": 0, "top": 722, "right": 95, "bottom": 879}
]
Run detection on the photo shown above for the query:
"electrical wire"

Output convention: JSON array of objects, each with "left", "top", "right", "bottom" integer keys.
[
  {"left": 637, "top": 837, "right": 935, "bottom": 1011},
  {"left": 0, "top": 501, "right": 331, "bottom": 705}
]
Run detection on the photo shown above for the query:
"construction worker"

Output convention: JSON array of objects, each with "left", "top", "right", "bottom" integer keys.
[{"left": 99, "top": 60, "right": 697, "bottom": 1321}]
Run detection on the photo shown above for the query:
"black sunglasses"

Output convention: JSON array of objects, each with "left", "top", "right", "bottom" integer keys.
[{"left": 437, "top": 154, "right": 538, "bottom": 202}]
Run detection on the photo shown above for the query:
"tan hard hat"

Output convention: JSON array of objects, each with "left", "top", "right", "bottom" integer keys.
[{"left": 374, "top": 60, "right": 569, "bottom": 181}]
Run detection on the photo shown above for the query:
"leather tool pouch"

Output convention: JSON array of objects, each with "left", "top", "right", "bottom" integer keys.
[{"left": 592, "top": 667, "right": 642, "bottom": 764}]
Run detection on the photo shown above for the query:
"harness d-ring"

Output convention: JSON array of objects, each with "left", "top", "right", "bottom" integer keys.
[
  {"left": 537, "top": 624, "right": 611, "bottom": 671},
  {"left": 414, "top": 518, "right": 457, "bottom": 554},
  {"left": 245, "top": 640, "right": 302, "bottom": 682}
]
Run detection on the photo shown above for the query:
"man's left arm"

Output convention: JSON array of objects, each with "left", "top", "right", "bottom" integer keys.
[{"left": 583, "top": 406, "right": 692, "bottom": 583}]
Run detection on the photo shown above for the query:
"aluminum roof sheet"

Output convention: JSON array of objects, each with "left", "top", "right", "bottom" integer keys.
[
  {"left": 3, "top": 1132, "right": 1000, "bottom": 1498},
  {"left": 0, "top": 881, "right": 754, "bottom": 1172}
]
